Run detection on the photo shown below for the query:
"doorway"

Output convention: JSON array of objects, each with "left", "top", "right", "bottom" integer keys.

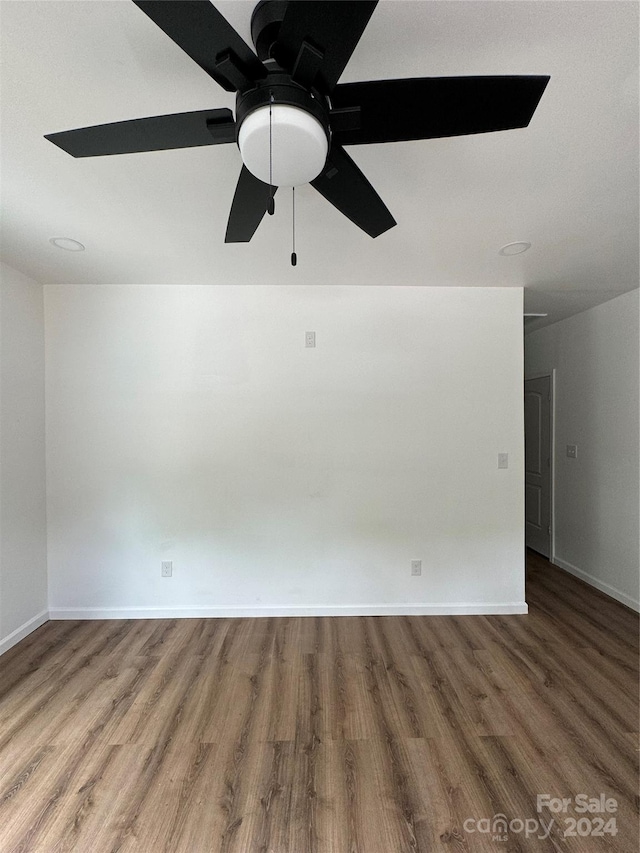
[{"left": 525, "top": 374, "right": 553, "bottom": 557}]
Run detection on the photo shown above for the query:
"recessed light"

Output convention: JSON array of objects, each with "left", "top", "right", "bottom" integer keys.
[
  {"left": 49, "top": 237, "right": 85, "bottom": 252},
  {"left": 499, "top": 241, "right": 531, "bottom": 256}
]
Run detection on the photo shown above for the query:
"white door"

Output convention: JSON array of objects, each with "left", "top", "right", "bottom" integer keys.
[{"left": 525, "top": 375, "right": 552, "bottom": 557}]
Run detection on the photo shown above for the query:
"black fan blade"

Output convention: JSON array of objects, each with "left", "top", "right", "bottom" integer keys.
[
  {"left": 311, "top": 146, "right": 395, "bottom": 238},
  {"left": 225, "top": 166, "right": 276, "bottom": 243},
  {"left": 45, "top": 109, "right": 235, "bottom": 158},
  {"left": 331, "top": 76, "right": 550, "bottom": 146},
  {"left": 133, "top": 0, "right": 266, "bottom": 92},
  {"left": 273, "top": 1, "right": 377, "bottom": 92}
]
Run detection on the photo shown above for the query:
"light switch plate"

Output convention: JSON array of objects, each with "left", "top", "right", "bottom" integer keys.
[{"left": 498, "top": 453, "right": 509, "bottom": 469}]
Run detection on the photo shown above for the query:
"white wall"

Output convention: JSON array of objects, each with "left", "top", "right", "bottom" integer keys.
[
  {"left": 525, "top": 289, "right": 640, "bottom": 611},
  {"left": 45, "top": 285, "right": 526, "bottom": 617},
  {"left": 0, "top": 263, "right": 48, "bottom": 652}
]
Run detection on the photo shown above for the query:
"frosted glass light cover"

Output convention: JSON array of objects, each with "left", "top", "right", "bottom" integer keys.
[{"left": 238, "top": 104, "right": 328, "bottom": 187}]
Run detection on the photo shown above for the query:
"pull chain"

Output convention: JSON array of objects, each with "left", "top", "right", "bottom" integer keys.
[
  {"left": 268, "top": 92, "right": 275, "bottom": 215},
  {"left": 291, "top": 186, "right": 297, "bottom": 266}
]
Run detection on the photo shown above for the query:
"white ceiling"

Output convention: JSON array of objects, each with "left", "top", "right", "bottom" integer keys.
[{"left": 1, "top": 0, "right": 638, "bottom": 330}]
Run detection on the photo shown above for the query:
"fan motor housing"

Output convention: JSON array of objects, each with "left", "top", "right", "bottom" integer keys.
[{"left": 235, "top": 68, "right": 330, "bottom": 136}]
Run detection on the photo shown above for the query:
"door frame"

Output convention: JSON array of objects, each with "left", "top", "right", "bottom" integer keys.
[{"left": 524, "top": 370, "right": 556, "bottom": 562}]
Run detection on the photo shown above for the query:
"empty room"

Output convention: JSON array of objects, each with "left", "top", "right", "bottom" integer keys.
[{"left": 1, "top": 1, "right": 638, "bottom": 851}]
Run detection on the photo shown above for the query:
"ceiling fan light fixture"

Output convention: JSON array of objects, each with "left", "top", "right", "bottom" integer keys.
[{"left": 238, "top": 103, "right": 328, "bottom": 187}]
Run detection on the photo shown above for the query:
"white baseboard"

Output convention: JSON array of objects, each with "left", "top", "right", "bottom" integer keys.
[
  {"left": 49, "top": 602, "right": 528, "bottom": 619},
  {"left": 553, "top": 557, "right": 640, "bottom": 613},
  {"left": 0, "top": 609, "right": 49, "bottom": 657}
]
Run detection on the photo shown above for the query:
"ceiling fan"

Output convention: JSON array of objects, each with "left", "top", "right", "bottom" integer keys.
[{"left": 45, "top": 0, "right": 549, "bottom": 244}]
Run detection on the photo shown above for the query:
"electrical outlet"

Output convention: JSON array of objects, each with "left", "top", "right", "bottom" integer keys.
[
  {"left": 411, "top": 559, "right": 422, "bottom": 576},
  {"left": 566, "top": 445, "right": 578, "bottom": 459},
  {"left": 161, "top": 561, "right": 173, "bottom": 577},
  {"left": 305, "top": 331, "right": 316, "bottom": 348}
]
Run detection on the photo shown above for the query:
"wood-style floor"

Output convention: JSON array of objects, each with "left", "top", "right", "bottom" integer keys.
[{"left": 0, "top": 552, "right": 638, "bottom": 852}]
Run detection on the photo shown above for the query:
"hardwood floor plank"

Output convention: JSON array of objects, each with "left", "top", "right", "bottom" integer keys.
[
  {"left": 339, "top": 654, "right": 381, "bottom": 741},
  {"left": 432, "top": 648, "right": 515, "bottom": 737}
]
